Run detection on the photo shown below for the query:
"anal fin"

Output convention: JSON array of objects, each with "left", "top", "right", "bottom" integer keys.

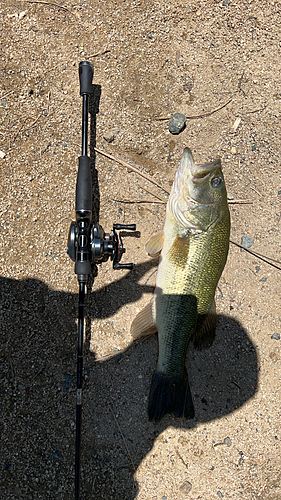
[
  {"left": 130, "top": 300, "right": 157, "bottom": 339},
  {"left": 192, "top": 298, "right": 217, "bottom": 351}
]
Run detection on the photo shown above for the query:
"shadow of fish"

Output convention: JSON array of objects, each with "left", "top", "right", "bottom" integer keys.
[{"left": 131, "top": 147, "right": 230, "bottom": 421}]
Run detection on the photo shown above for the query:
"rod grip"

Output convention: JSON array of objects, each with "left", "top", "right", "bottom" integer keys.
[
  {"left": 76, "top": 156, "right": 92, "bottom": 212},
  {"left": 79, "top": 61, "right": 93, "bottom": 96}
]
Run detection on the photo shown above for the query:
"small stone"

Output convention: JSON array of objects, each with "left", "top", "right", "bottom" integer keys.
[
  {"left": 222, "top": 0, "right": 229, "bottom": 5},
  {"left": 169, "top": 113, "right": 186, "bottom": 134},
  {"left": 14, "top": 486, "right": 22, "bottom": 495},
  {"left": 271, "top": 333, "right": 280, "bottom": 340},
  {"left": 183, "top": 81, "right": 193, "bottom": 92},
  {"left": 241, "top": 235, "right": 254, "bottom": 250},
  {"left": 0, "top": 150, "right": 5, "bottom": 159},
  {"left": 217, "top": 492, "right": 224, "bottom": 498},
  {"left": 230, "top": 146, "right": 236, "bottom": 154},
  {"left": 179, "top": 481, "right": 192, "bottom": 495},
  {"left": 223, "top": 437, "right": 232, "bottom": 447},
  {"left": 103, "top": 130, "right": 115, "bottom": 143}
]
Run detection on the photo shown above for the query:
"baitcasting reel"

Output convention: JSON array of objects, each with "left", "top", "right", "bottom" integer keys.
[{"left": 67, "top": 220, "right": 136, "bottom": 274}]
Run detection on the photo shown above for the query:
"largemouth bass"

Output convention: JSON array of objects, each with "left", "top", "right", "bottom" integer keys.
[{"left": 131, "top": 147, "right": 230, "bottom": 422}]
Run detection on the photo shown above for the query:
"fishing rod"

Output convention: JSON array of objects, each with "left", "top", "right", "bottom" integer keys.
[{"left": 67, "top": 61, "right": 136, "bottom": 500}]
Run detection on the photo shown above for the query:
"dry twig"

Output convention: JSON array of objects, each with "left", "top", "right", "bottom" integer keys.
[
  {"left": 87, "top": 49, "right": 110, "bottom": 58},
  {"left": 13, "top": 113, "right": 42, "bottom": 142},
  {"left": 155, "top": 97, "right": 233, "bottom": 121},
  {"left": 230, "top": 240, "right": 281, "bottom": 271},
  {"left": 20, "top": 0, "right": 75, "bottom": 16},
  {"left": 112, "top": 199, "right": 165, "bottom": 204},
  {"left": 227, "top": 199, "right": 252, "bottom": 204},
  {"left": 108, "top": 404, "right": 136, "bottom": 472},
  {"left": 138, "top": 183, "right": 167, "bottom": 202},
  {"left": 94, "top": 147, "right": 170, "bottom": 195}
]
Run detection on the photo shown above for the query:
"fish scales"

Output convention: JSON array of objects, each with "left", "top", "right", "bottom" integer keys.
[
  {"left": 131, "top": 147, "right": 230, "bottom": 422},
  {"left": 156, "top": 215, "right": 230, "bottom": 376}
]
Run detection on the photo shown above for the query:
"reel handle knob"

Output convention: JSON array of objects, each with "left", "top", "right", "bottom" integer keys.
[{"left": 113, "top": 262, "right": 134, "bottom": 270}]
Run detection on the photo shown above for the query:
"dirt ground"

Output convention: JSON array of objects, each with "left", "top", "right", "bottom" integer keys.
[{"left": 1, "top": 0, "right": 281, "bottom": 499}]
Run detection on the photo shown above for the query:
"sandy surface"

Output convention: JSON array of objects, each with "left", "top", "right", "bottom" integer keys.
[{"left": 0, "top": 1, "right": 280, "bottom": 499}]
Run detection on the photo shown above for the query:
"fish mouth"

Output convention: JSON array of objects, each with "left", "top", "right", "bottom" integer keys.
[{"left": 191, "top": 158, "right": 221, "bottom": 183}]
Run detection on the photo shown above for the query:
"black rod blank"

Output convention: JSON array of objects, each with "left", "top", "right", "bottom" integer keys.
[{"left": 75, "top": 281, "right": 85, "bottom": 500}]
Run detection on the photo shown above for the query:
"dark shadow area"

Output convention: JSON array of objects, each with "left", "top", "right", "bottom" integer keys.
[{"left": 0, "top": 275, "right": 258, "bottom": 499}]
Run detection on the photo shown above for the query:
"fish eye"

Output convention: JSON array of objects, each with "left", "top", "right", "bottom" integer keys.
[{"left": 211, "top": 176, "right": 223, "bottom": 187}]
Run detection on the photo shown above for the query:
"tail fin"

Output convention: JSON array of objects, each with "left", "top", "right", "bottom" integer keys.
[{"left": 148, "top": 369, "right": 194, "bottom": 422}]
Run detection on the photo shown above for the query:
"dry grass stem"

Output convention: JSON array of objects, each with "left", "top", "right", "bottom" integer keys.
[
  {"left": 88, "top": 49, "right": 110, "bottom": 58},
  {"left": 20, "top": 0, "right": 75, "bottom": 15},
  {"left": 155, "top": 97, "right": 233, "bottom": 121},
  {"left": 108, "top": 404, "right": 136, "bottom": 472},
  {"left": 230, "top": 240, "right": 281, "bottom": 270},
  {"left": 94, "top": 147, "right": 170, "bottom": 194},
  {"left": 112, "top": 198, "right": 165, "bottom": 204},
  {"left": 138, "top": 183, "right": 168, "bottom": 202},
  {"left": 228, "top": 199, "right": 252, "bottom": 204},
  {"left": 249, "top": 185, "right": 263, "bottom": 197},
  {"left": 13, "top": 113, "right": 42, "bottom": 142}
]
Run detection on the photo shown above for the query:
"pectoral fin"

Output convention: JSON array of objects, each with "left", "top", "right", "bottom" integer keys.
[
  {"left": 130, "top": 300, "right": 157, "bottom": 339},
  {"left": 192, "top": 298, "right": 217, "bottom": 350},
  {"left": 145, "top": 233, "right": 164, "bottom": 257}
]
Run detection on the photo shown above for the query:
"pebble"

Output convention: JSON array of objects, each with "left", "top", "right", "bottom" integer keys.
[
  {"left": 179, "top": 481, "right": 192, "bottom": 495},
  {"left": 217, "top": 492, "right": 224, "bottom": 498},
  {"left": 223, "top": 437, "right": 232, "bottom": 447},
  {"left": 271, "top": 333, "right": 280, "bottom": 340},
  {"left": 169, "top": 113, "right": 186, "bottom": 134},
  {"left": 62, "top": 373, "right": 74, "bottom": 389},
  {"left": 241, "top": 235, "right": 254, "bottom": 250},
  {"left": 103, "top": 130, "right": 115, "bottom": 143},
  {"left": 0, "top": 150, "right": 6, "bottom": 159},
  {"left": 14, "top": 486, "right": 22, "bottom": 496},
  {"left": 230, "top": 146, "right": 237, "bottom": 154}
]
